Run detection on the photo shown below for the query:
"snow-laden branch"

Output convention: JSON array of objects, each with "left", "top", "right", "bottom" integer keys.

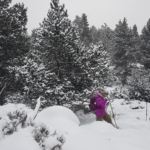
[{"left": 27, "top": 96, "right": 42, "bottom": 122}]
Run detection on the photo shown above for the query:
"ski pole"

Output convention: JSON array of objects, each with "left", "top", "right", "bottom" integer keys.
[
  {"left": 146, "top": 100, "right": 148, "bottom": 121},
  {"left": 108, "top": 98, "right": 118, "bottom": 129}
]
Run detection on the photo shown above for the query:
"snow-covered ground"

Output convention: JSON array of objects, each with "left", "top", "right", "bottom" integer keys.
[{"left": 0, "top": 99, "right": 150, "bottom": 150}]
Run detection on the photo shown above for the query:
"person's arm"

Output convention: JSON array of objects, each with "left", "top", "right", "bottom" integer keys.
[
  {"left": 96, "top": 97, "right": 107, "bottom": 108},
  {"left": 90, "top": 96, "right": 95, "bottom": 104}
]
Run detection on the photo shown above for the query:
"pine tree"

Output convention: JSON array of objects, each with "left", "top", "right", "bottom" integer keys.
[
  {"left": 89, "top": 25, "right": 98, "bottom": 44},
  {"left": 98, "top": 23, "right": 115, "bottom": 54},
  {"left": 0, "top": 1, "right": 29, "bottom": 68},
  {"left": 112, "top": 18, "right": 135, "bottom": 85},
  {"left": 80, "top": 13, "right": 91, "bottom": 46},
  {"left": 73, "top": 15, "right": 83, "bottom": 37},
  {"left": 131, "top": 24, "right": 140, "bottom": 63},
  {"left": 25, "top": 0, "right": 91, "bottom": 107},
  {"left": 0, "top": 0, "right": 30, "bottom": 105},
  {"left": 80, "top": 42, "right": 110, "bottom": 95},
  {"left": 139, "top": 19, "right": 150, "bottom": 69},
  {"left": 73, "top": 13, "right": 92, "bottom": 46},
  {"left": 37, "top": 0, "right": 82, "bottom": 78},
  {"left": 133, "top": 25, "right": 139, "bottom": 37}
]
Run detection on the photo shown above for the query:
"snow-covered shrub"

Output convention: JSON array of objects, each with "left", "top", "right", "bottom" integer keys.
[
  {"left": 7, "top": 109, "right": 28, "bottom": 128},
  {"left": 4, "top": 92, "right": 25, "bottom": 104},
  {"left": 128, "top": 67, "right": 150, "bottom": 101},
  {"left": 32, "top": 124, "right": 65, "bottom": 150},
  {"left": 1, "top": 98, "right": 41, "bottom": 137},
  {"left": 2, "top": 109, "right": 28, "bottom": 135},
  {"left": 2, "top": 121, "right": 16, "bottom": 135},
  {"left": 71, "top": 102, "right": 90, "bottom": 114},
  {"left": 108, "top": 86, "right": 130, "bottom": 101},
  {"left": 32, "top": 124, "right": 49, "bottom": 144}
]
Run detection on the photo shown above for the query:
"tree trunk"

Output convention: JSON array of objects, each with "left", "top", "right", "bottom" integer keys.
[{"left": 0, "top": 84, "right": 7, "bottom": 106}]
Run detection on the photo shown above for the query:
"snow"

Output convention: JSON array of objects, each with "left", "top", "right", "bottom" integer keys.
[
  {"left": 0, "top": 99, "right": 150, "bottom": 150},
  {"left": 0, "top": 127, "right": 41, "bottom": 150},
  {"left": 35, "top": 105, "right": 80, "bottom": 125},
  {"left": 42, "top": 136, "right": 62, "bottom": 150},
  {"left": 0, "top": 103, "right": 32, "bottom": 118},
  {"left": 35, "top": 106, "right": 80, "bottom": 134}
]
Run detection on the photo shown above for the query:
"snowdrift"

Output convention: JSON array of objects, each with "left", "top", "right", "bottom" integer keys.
[
  {"left": 35, "top": 106, "right": 81, "bottom": 134},
  {"left": 0, "top": 99, "right": 150, "bottom": 150}
]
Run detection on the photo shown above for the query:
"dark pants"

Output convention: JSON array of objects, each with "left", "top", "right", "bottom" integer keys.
[{"left": 96, "top": 112, "right": 115, "bottom": 127}]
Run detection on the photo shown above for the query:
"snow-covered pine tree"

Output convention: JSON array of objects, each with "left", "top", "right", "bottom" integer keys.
[
  {"left": 0, "top": 0, "right": 29, "bottom": 69},
  {"left": 98, "top": 23, "right": 115, "bottom": 54},
  {"left": 89, "top": 25, "right": 99, "bottom": 45},
  {"left": 79, "top": 42, "right": 110, "bottom": 98},
  {"left": 131, "top": 24, "right": 140, "bottom": 63},
  {"left": 7, "top": 0, "right": 92, "bottom": 109},
  {"left": 112, "top": 18, "right": 135, "bottom": 85},
  {"left": 80, "top": 13, "right": 91, "bottom": 46},
  {"left": 7, "top": 53, "right": 48, "bottom": 107},
  {"left": 28, "top": 0, "right": 91, "bottom": 107},
  {"left": 73, "top": 15, "right": 83, "bottom": 40},
  {"left": 132, "top": 25, "right": 139, "bottom": 37},
  {"left": 0, "top": 0, "right": 30, "bottom": 105},
  {"left": 139, "top": 19, "right": 150, "bottom": 69},
  {"left": 73, "top": 13, "right": 91, "bottom": 46},
  {"left": 38, "top": 0, "right": 81, "bottom": 73}
]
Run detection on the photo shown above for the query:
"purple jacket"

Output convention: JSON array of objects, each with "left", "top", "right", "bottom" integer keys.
[{"left": 91, "top": 93, "right": 107, "bottom": 117}]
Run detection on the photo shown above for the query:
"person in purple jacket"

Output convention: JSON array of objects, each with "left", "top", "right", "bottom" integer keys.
[{"left": 89, "top": 89, "right": 115, "bottom": 127}]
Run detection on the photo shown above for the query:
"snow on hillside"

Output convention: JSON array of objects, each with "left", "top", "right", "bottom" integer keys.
[{"left": 0, "top": 99, "right": 150, "bottom": 150}]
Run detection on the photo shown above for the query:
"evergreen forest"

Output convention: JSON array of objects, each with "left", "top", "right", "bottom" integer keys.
[{"left": 1, "top": 0, "right": 150, "bottom": 111}]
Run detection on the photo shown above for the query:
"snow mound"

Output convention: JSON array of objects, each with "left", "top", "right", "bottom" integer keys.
[
  {"left": 0, "top": 126, "right": 41, "bottom": 150},
  {"left": 130, "top": 101, "right": 145, "bottom": 109},
  {"left": 35, "top": 106, "right": 81, "bottom": 134},
  {"left": 36, "top": 106, "right": 80, "bottom": 125},
  {"left": 82, "top": 121, "right": 116, "bottom": 132}
]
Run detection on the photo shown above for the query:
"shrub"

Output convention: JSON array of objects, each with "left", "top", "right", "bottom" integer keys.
[{"left": 32, "top": 124, "right": 65, "bottom": 150}]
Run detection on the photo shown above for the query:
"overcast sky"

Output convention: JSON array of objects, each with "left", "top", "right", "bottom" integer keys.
[{"left": 11, "top": 0, "right": 150, "bottom": 34}]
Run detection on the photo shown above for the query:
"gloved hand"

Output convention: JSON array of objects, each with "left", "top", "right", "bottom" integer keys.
[{"left": 106, "top": 101, "right": 109, "bottom": 108}]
